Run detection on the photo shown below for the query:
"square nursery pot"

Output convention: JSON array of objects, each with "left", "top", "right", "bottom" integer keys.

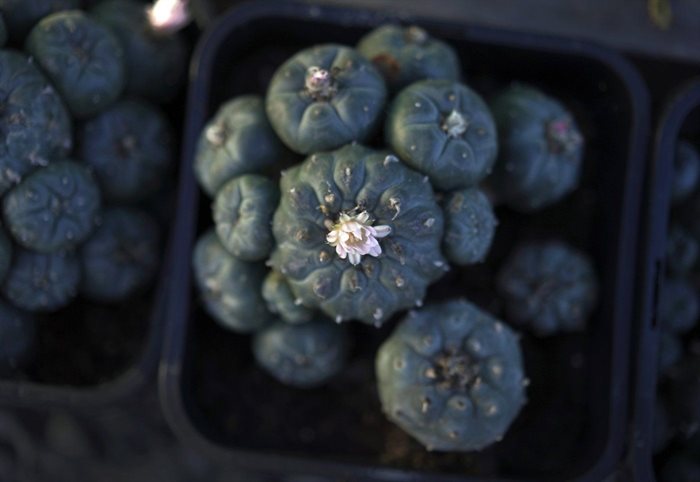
[
  {"left": 628, "top": 80, "right": 700, "bottom": 482},
  {"left": 160, "top": 1, "right": 650, "bottom": 481}
]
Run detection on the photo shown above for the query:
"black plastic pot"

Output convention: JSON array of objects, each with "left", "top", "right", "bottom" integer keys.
[
  {"left": 160, "top": 1, "right": 650, "bottom": 480},
  {"left": 628, "top": 81, "right": 700, "bottom": 482}
]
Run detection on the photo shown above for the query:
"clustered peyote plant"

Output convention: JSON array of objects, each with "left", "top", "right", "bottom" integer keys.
[
  {"left": 0, "top": 0, "right": 185, "bottom": 374},
  {"left": 653, "top": 139, "right": 700, "bottom": 478},
  {"left": 191, "top": 22, "right": 600, "bottom": 456}
]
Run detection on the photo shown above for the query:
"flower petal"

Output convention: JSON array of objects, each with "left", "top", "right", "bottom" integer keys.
[
  {"left": 336, "top": 244, "right": 347, "bottom": 258},
  {"left": 357, "top": 211, "right": 370, "bottom": 224},
  {"left": 348, "top": 252, "right": 362, "bottom": 265},
  {"left": 374, "top": 225, "right": 392, "bottom": 238}
]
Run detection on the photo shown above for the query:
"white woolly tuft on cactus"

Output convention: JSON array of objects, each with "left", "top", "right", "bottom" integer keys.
[{"left": 326, "top": 211, "right": 391, "bottom": 266}]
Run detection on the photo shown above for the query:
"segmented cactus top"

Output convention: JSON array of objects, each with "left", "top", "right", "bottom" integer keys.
[
  {"left": 266, "top": 44, "right": 387, "bottom": 154},
  {"left": 3, "top": 161, "right": 101, "bottom": 253},
  {"left": 490, "top": 84, "right": 584, "bottom": 212},
  {"left": 270, "top": 144, "right": 446, "bottom": 326},
  {"left": 0, "top": 50, "right": 72, "bottom": 195},
  {"left": 91, "top": 0, "right": 187, "bottom": 103},
  {"left": 375, "top": 299, "right": 527, "bottom": 451},
  {"left": 385, "top": 79, "right": 497, "bottom": 190},
  {"left": 25, "top": 10, "right": 125, "bottom": 118},
  {"left": 497, "top": 240, "right": 598, "bottom": 336},
  {"left": 357, "top": 24, "right": 460, "bottom": 92}
]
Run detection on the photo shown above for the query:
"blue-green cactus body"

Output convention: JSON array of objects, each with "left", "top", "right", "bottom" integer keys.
[
  {"left": 213, "top": 174, "right": 278, "bottom": 261},
  {"left": 79, "top": 99, "right": 172, "bottom": 203},
  {"left": 80, "top": 207, "right": 160, "bottom": 302},
  {"left": 659, "top": 278, "right": 699, "bottom": 335},
  {"left": 0, "top": 0, "right": 79, "bottom": 43},
  {"left": 0, "top": 50, "right": 72, "bottom": 195},
  {"left": 0, "top": 300, "right": 34, "bottom": 369},
  {"left": 376, "top": 299, "right": 527, "bottom": 451},
  {"left": 25, "top": 11, "right": 125, "bottom": 118},
  {"left": 496, "top": 241, "right": 598, "bottom": 336},
  {"left": 2, "top": 249, "right": 80, "bottom": 312},
  {"left": 0, "top": 225, "right": 11, "bottom": 284},
  {"left": 356, "top": 25, "right": 460, "bottom": 92},
  {"left": 667, "top": 224, "right": 698, "bottom": 275},
  {"left": 195, "top": 95, "right": 287, "bottom": 197},
  {"left": 91, "top": 0, "right": 187, "bottom": 103},
  {"left": 490, "top": 84, "right": 584, "bottom": 212},
  {"left": 192, "top": 230, "right": 272, "bottom": 333},
  {"left": 262, "top": 270, "right": 314, "bottom": 324},
  {"left": 253, "top": 320, "right": 348, "bottom": 388},
  {"left": 3, "top": 161, "right": 101, "bottom": 253},
  {"left": 673, "top": 141, "right": 700, "bottom": 205},
  {"left": 658, "top": 332, "right": 682, "bottom": 375},
  {"left": 265, "top": 44, "right": 387, "bottom": 154},
  {"left": 385, "top": 80, "right": 497, "bottom": 190},
  {"left": 270, "top": 144, "right": 446, "bottom": 326},
  {"left": 442, "top": 188, "right": 497, "bottom": 265}
]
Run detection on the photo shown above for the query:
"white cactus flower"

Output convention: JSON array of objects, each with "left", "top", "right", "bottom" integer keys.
[
  {"left": 326, "top": 211, "right": 391, "bottom": 266},
  {"left": 147, "top": 0, "right": 191, "bottom": 35}
]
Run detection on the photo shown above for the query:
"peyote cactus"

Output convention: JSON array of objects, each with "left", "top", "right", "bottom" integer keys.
[
  {"left": 0, "top": 50, "right": 72, "bottom": 195},
  {"left": 375, "top": 299, "right": 527, "bottom": 451},
  {"left": 3, "top": 161, "right": 101, "bottom": 253},
  {"left": 252, "top": 320, "right": 348, "bottom": 388},
  {"left": 79, "top": 99, "right": 173, "bottom": 203},
  {"left": 194, "top": 95, "right": 287, "bottom": 197},
  {"left": 442, "top": 188, "right": 497, "bottom": 265},
  {"left": 80, "top": 207, "right": 160, "bottom": 302},
  {"left": 192, "top": 230, "right": 272, "bottom": 333},
  {"left": 213, "top": 174, "right": 278, "bottom": 261},
  {"left": 0, "top": 300, "right": 34, "bottom": 370},
  {"left": 667, "top": 224, "right": 698, "bottom": 275},
  {"left": 270, "top": 143, "right": 446, "bottom": 326},
  {"left": 2, "top": 249, "right": 80, "bottom": 312},
  {"left": 490, "top": 84, "right": 584, "bottom": 212},
  {"left": 262, "top": 270, "right": 314, "bottom": 324},
  {"left": 496, "top": 240, "right": 598, "bottom": 336},
  {"left": 386, "top": 79, "right": 497, "bottom": 191},
  {"left": 659, "top": 278, "right": 699, "bottom": 335},
  {"left": 0, "top": 0, "right": 80, "bottom": 43},
  {"left": 91, "top": 0, "right": 187, "bottom": 103},
  {"left": 25, "top": 11, "right": 125, "bottom": 118},
  {"left": 357, "top": 24, "right": 460, "bottom": 92},
  {"left": 265, "top": 44, "right": 387, "bottom": 154},
  {"left": 673, "top": 141, "right": 700, "bottom": 205}
]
